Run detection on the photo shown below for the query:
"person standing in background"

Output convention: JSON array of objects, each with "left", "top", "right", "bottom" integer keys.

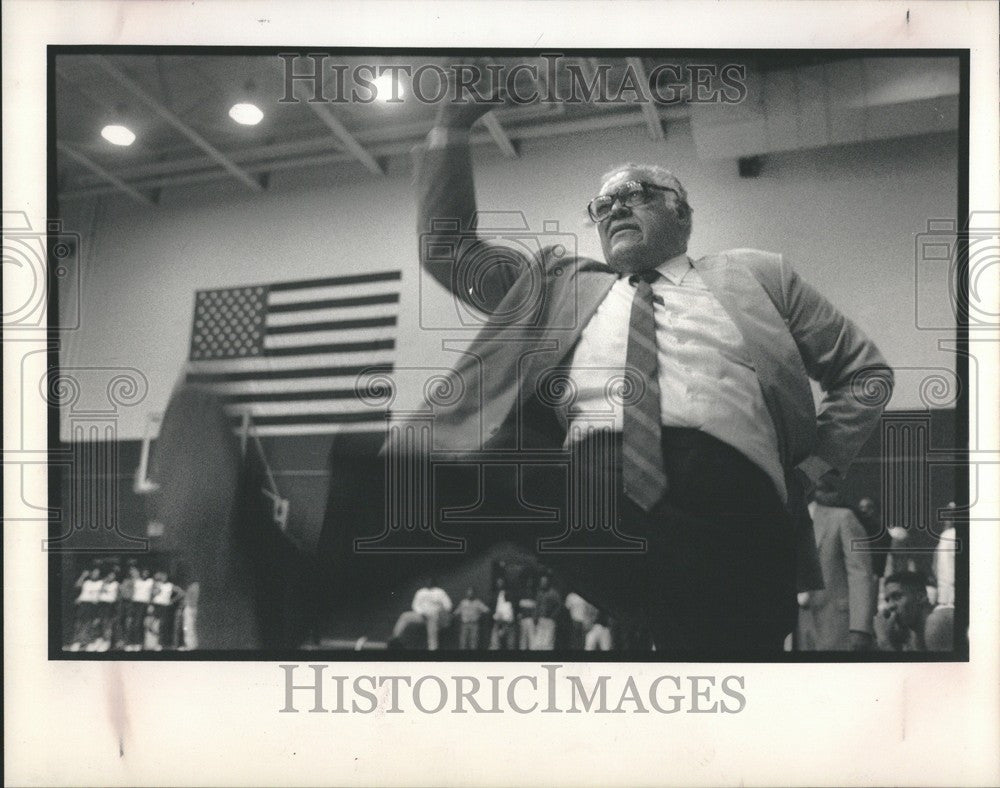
[
  {"left": 932, "top": 501, "right": 958, "bottom": 607},
  {"left": 180, "top": 581, "right": 200, "bottom": 650},
  {"left": 117, "top": 563, "right": 138, "bottom": 650},
  {"left": 517, "top": 576, "right": 538, "bottom": 650},
  {"left": 856, "top": 496, "right": 891, "bottom": 578},
  {"left": 95, "top": 568, "right": 120, "bottom": 650},
  {"left": 489, "top": 576, "right": 515, "bottom": 651},
  {"left": 151, "top": 571, "right": 185, "bottom": 650},
  {"left": 454, "top": 586, "right": 489, "bottom": 650},
  {"left": 797, "top": 476, "right": 876, "bottom": 650},
  {"left": 128, "top": 568, "right": 155, "bottom": 651},
  {"left": 532, "top": 575, "right": 562, "bottom": 651},
  {"left": 70, "top": 566, "right": 103, "bottom": 650}
]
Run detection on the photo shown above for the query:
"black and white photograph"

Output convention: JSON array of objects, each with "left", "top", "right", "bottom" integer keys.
[
  {"left": 49, "top": 49, "right": 967, "bottom": 659},
  {"left": 4, "top": 1, "right": 998, "bottom": 786}
]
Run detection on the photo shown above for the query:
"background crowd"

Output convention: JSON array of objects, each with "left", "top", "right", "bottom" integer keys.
[
  {"left": 389, "top": 561, "right": 624, "bottom": 652},
  {"left": 66, "top": 557, "right": 198, "bottom": 652},
  {"left": 63, "top": 481, "right": 957, "bottom": 653}
]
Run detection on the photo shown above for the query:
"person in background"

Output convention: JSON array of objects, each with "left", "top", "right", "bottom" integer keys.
[
  {"left": 143, "top": 604, "right": 161, "bottom": 651},
  {"left": 411, "top": 576, "right": 452, "bottom": 651},
  {"left": 454, "top": 586, "right": 490, "bottom": 650},
  {"left": 180, "top": 581, "right": 200, "bottom": 650},
  {"left": 70, "top": 566, "right": 103, "bottom": 650},
  {"left": 151, "top": 571, "right": 185, "bottom": 650},
  {"left": 585, "top": 611, "right": 614, "bottom": 651},
  {"left": 882, "top": 517, "right": 936, "bottom": 599},
  {"left": 516, "top": 576, "right": 538, "bottom": 650},
  {"left": 932, "top": 501, "right": 958, "bottom": 607},
  {"left": 489, "top": 576, "right": 515, "bottom": 651},
  {"left": 128, "top": 567, "right": 155, "bottom": 651},
  {"left": 564, "top": 591, "right": 600, "bottom": 650},
  {"left": 856, "top": 496, "right": 891, "bottom": 578},
  {"left": 117, "top": 562, "right": 138, "bottom": 650},
  {"left": 95, "top": 568, "right": 120, "bottom": 651},
  {"left": 796, "top": 475, "right": 876, "bottom": 651},
  {"left": 532, "top": 574, "right": 562, "bottom": 651},
  {"left": 875, "top": 571, "right": 954, "bottom": 652}
]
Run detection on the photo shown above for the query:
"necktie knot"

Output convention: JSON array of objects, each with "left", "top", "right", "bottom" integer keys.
[{"left": 629, "top": 269, "right": 660, "bottom": 286}]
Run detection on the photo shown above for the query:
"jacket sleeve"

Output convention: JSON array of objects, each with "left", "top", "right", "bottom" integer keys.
[
  {"left": 839, "top": 509, "right": 876, "bottom": 634},
  {"left": 414, "top": 139, "right": 529, "bottom": 314},
  {"left": 778, "top": 255, "right": 894, "bottom": 476}
]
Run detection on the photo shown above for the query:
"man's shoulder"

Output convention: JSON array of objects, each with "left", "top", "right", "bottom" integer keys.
[{"left": 702, "top": 248, "right": 784, "bottom": 274}]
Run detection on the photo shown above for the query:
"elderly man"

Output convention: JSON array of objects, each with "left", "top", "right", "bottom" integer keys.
[{"left": 396, "top": 86, "right": 893, "bottom": 656}]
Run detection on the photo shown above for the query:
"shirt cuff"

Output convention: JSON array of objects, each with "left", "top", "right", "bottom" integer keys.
[{"left": 427, "top": 126, "right": 470, "bottom": 149}]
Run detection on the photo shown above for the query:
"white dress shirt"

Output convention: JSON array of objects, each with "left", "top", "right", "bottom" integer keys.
[
  {"left": 566, "top": 252, "right": 786, "bottom": 500},
  {"left": 411, "top": 586, "right": 453, "bottom": 617}
]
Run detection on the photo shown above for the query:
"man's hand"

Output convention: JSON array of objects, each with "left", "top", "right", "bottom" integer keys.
[
  {"left": 848, "top": 630, "right": 873, "bottom": 651},
  {"left": 433, "top": 59, "right": 516, "bottom": 129}
]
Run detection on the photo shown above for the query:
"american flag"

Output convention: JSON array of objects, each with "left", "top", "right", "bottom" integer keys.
[{"left": 185, "top": 270, "right": 400, "bottom": 435}]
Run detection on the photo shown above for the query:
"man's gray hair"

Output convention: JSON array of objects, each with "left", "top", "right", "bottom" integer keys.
[{"left": 600, "top": 162, "right": 694, "bottom": 239}]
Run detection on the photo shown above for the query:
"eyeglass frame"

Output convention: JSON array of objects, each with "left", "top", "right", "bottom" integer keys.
[{"left": 587, "top": 180, "right": 681, "bottom": 223}]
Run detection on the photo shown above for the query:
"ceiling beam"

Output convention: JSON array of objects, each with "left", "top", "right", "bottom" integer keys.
[
  {"left": 625, "top": 57, "right": 666, "bottom": 141},
  {"left": 59, "top": 105, "right": 690, "bottom": 201},
  {"left": 479, "top": 112, "right": 519, "bottom": 158},
  {"left": 304, "top": 102, "right": 385, "bottom": 175},
  {"left": 274, "top": 53, "right": 383, "bottom": 175},
  {"left": 90, "top": 55, "right": 263, "bottom": 191},
  {"left": 56, "top": 141, "right": 153, "bottom": 205}
]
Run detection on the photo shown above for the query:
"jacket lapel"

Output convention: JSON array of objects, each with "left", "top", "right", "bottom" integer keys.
[{"left": 516, "top": 259, "right": 617, "bottom": 405}]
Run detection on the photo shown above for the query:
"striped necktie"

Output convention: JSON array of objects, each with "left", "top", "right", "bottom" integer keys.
[{"left": 622, "top": 269, "right": 668, "bottom": 511}]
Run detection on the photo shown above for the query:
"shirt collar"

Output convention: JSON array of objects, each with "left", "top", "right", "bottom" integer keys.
[{"left": 655, "top": 252, "right": 692, "bottom": 285}]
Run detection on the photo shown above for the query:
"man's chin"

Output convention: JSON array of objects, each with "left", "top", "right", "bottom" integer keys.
[{"left": 607, "top": 248, "right": 654, "bottom": 275}]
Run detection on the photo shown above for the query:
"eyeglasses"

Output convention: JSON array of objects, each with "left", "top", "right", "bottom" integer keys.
[{"left": 587, "top": 180, "right": 679, "bottom": 223}]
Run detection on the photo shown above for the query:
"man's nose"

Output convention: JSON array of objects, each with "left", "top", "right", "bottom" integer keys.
[{"left": 609, "top": 199, "right": 631, "bottom": 217}]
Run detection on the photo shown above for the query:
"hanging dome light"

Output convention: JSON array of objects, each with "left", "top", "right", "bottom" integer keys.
[
  {"left": 373, "top": 72, "right": 404, "bottom": 102},
  {"left": 100, "top": 124, "right": 136, "bottom": 146},
  {"left": 228, "top": 102, "right": 264, "bottom": 126}
]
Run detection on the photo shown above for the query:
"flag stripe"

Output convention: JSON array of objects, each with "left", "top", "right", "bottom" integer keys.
[
  {"left": 199, "top": 375, "right": 390, "bottom": 396},
  {"left": 266, "top": 316, "right": 397, "bottom": 335},
  {"left": 228, "top": 411, "right": 384, "bottom": 425},
  {"left": 222, "top": 388, "right": 375, "bottom": 404},
  {"left": 264, "top": 339, "right": 394, "bottom": 356},
  {"left": 188, "top": 351, "right": 395, "bottom": 373},
  {"left": 186, "top": 363, "right": 392, "bottom": 384},
  {"left": 224, "top": 400, "right": 381, "bottom": 416},
  {"left": 268, "top": 271, "right": 401, "bottom": 291},
  {"left": 267, "top": 280, "right": 401, "bottom": 306},
  {"left": 266, "top": 302, "right": 397, "bottom": 325},
  {"left": 247, "top": 422, "right": 385, "bottom": 436},
  {"left": 268, "top": 292, "right": 399, "bottom": 313}
]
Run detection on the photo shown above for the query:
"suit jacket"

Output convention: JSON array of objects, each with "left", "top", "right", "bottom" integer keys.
[
  {"left": 400, "top": 140, "right": 893, "bottom": 589},
  {"left": 798, "top": 503, "right": 877, "bottom": 649}
]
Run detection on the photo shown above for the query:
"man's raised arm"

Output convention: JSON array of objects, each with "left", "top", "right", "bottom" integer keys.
[{"left": 415, "top": 78, "right": 526, "bottom": 314}]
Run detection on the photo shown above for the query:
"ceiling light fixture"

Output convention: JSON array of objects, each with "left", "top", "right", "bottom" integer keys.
[
  {"left": 373, "top": 72, "right": 404, "bottom": 103},
  {"left": 100, "top": 124, "right": 136, "bottom": 146},
  {"left": 228, "top": 101, "right": 264, "bottom": 126}
]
